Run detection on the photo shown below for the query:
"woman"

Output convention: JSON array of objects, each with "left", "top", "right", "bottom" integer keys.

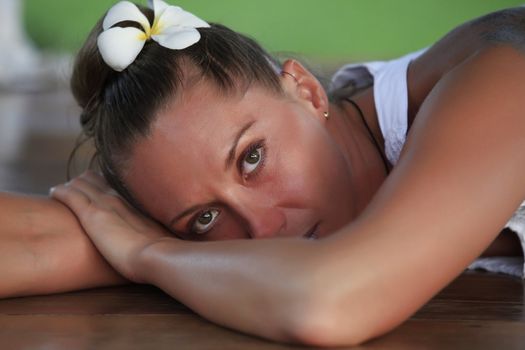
[{"left": 3, "top": 0, "right": 525, "bottom": 346}]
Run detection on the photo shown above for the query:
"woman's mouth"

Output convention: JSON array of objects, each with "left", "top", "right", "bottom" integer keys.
[{"left": 303, "top": 222, "right": 320, "bottom": 240}]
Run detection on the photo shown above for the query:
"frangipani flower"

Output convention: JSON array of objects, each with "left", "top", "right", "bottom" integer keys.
[{"left": 97, "top": 0, "right": 210, "bottom": 72}]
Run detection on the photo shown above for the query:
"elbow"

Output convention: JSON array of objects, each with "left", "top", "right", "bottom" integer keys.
[
  {"left": 268, "top": 241, "right": 411, "bottom": 346},
  {"left": 282, "top": 292, "right": 382, "bottom": 347},
  {"left": 282, "top": 279, "right": 407, "bottom": 347},
  {"left": 275, "top": 253, "right": 382, "bottom": 346},
  {"left": 286, "top": 315, "right": 369, "bottom": 347},
  {"left": 284, "top": 308, "right": 373, "bottom": 347}
]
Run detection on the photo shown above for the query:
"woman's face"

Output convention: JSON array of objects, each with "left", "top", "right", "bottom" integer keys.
[{"left": 124, "top": 63, "right": 360, "bottom": 241}]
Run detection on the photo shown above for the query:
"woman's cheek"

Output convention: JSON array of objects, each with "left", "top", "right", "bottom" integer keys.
[
  {"left": 269, "top": 144, "right": 314, "bottom": 207},
  {"left": 200, "top": 209, "right": 249, "bottom": 241}
]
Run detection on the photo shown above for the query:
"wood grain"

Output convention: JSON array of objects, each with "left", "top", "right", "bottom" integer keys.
[{"left": 0, "top": 273, "right": 523, "bottom": 349}]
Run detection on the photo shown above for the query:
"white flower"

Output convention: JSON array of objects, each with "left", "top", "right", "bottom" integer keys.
[{"left": 97, "top": 0, "right": 210, "bottom": 72}]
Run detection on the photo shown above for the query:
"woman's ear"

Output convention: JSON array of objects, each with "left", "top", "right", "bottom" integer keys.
[{"left": 280, "top": 59, "right": 329, "bottom": 121}]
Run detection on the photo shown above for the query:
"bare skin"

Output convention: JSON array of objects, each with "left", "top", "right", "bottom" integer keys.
[
  {"left": 0, "top": 192, "right": 126, "bottom": 299},
  {"left": 1, "top": 5, "right": 525, "bottom": 345}
]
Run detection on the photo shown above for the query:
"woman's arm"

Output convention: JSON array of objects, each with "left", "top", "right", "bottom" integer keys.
[
  {"left": 0, "top": 192, "right": 127, "bottom": 298},
  {"left": 407, "top": 6, "right": 525, "bottom": 123},
  {"left": 50, "top": 45, "right": 525, "bottom": 347}
]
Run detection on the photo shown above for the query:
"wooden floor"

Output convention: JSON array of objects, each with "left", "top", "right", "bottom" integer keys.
[{"left": 1, "top": 89, "right": 524, "bottom": 349}]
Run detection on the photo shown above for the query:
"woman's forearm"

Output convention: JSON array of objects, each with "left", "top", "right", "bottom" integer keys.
[
  {"left": 0, "top": 192, "right": 127, "bottom": 298},
  {"left": 137, "top": 236, "right": 351, "bottom": 345}
]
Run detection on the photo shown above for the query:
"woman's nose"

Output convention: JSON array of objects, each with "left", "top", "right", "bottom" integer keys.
[
  {"left": 224, "top": 189, "right": 287, "bottom": 239},
  {"left": 244, "top": 205, "right": 287, "bottom": 239}
]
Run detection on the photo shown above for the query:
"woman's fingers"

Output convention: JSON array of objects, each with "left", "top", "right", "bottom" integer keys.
[
  {"left": 50, "top": 171, "right": 175, "bottom": 283},
  {"left": 78, "top": 170, "right": 142, "bottom": 215},
  {"left": 63, "top": 172, "right": 125, "bottom": 211},
  {"left": 51, "top": 171, "right": 153, "bottom": 232},
  {"left": 50, "top": 183, "right": 94, "bottom": 216}
]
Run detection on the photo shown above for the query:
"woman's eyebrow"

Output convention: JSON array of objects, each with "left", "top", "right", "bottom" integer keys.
[
  {"left": 169, "top": 119, "right": 257, "bottom": 228},
  {"left": 224, "top": 119, "right": 256, "bottom": 171}
]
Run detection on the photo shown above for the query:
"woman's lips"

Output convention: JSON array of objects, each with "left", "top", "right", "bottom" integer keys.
[{"left": 303, "top": 222, "right": 320, "bottom": 240}]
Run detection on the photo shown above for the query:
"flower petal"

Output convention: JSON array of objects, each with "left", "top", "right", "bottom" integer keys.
[
  {"left": 152, "top": 27, "right": 201, "bottom": 50},
  {"left": 103, "top": 1, "right": 151, "bottom": 33},
  {"left": 156, "top": 6, "right": 210, "bottom": 32},
  {"left": 97, "top": 27, "right": 146, "bottom": 72},
  {"left": 148, "top": 0, "right": 170, "bottom": 17}
]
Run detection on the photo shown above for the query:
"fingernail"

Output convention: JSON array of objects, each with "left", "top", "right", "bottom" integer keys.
[{"left": 49, "top": 187, "right": 56, "bottom": 194}]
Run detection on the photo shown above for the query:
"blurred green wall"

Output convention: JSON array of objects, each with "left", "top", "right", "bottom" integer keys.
[{"left": 25, "top": 0, "right": 524, "bottom": 61}]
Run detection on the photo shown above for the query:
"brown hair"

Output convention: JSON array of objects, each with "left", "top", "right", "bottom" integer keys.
[{"left": 69, "top": 3, "right": 284, "bottom": 210}]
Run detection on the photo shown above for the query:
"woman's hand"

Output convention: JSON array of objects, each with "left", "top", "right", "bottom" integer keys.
[{"left": 49, "top": 170, "right": 175, "bottom": 283}]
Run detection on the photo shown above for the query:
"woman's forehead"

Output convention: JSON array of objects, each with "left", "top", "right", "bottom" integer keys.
[
  {"left": 125, "top": 83, "right": 285, "bottom": 215},
  {"left": 152, "top": 81, "right": 280, "bottom": 143}
]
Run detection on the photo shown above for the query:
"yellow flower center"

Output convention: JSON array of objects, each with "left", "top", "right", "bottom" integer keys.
[{"left": 150, "top": 18, "right": 162, "bottom": 36}]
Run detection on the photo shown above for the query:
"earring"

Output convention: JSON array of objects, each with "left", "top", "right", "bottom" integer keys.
[{"left": 323, "top": 111, "right": 330, "bottom": 119}]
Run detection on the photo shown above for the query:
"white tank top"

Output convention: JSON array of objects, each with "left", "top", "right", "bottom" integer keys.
[
  {"left": 330, "top": 48, "right": 426, "bottom": 166},
  {"left": 330, "top": 50, "right": 525, "bottom": 278}
]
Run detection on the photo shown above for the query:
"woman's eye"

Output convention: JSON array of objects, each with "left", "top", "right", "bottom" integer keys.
[
  {"left": 191, "top": 209, "right": 220, "bottom": 235},
  {"left": 242, "top": 143, "right": 265, "bottom": 177}
]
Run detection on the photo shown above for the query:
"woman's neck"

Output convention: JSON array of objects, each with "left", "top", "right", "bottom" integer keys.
[{"left": 327, "top": 87, "right": 390, "bottom": 215}]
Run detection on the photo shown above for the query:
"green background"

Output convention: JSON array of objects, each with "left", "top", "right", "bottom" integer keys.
[{"left": 25, "top": 0, "right": 524, "bottom": 61}]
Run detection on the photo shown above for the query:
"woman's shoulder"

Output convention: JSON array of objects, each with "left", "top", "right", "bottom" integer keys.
[
  {"left": 407, "top": 6, "right": 525, "bottom": 128},
  {"left": 326, "top": 40, "right": 525, "bottom": 296}
]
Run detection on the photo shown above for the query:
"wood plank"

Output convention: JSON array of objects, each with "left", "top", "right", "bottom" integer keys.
[
  {"left": 1, "top": 314, "right": 524, "bottom": 349},
  {"left": 366, "top": 319, "right": 525, "bottom": 350},
  {"left": 0, "top": 285, "right": 190, "bottom": 315},
  {"left": 0, "top": 272, "right": 523, "bottom": 349},
  {"left": 0, "top": 314, "right": 304, "bottom": 350}
]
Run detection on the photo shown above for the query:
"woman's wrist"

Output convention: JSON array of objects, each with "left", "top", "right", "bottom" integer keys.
[{"left": 134, "top": 236, "right": 184, "bottom": 285}]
